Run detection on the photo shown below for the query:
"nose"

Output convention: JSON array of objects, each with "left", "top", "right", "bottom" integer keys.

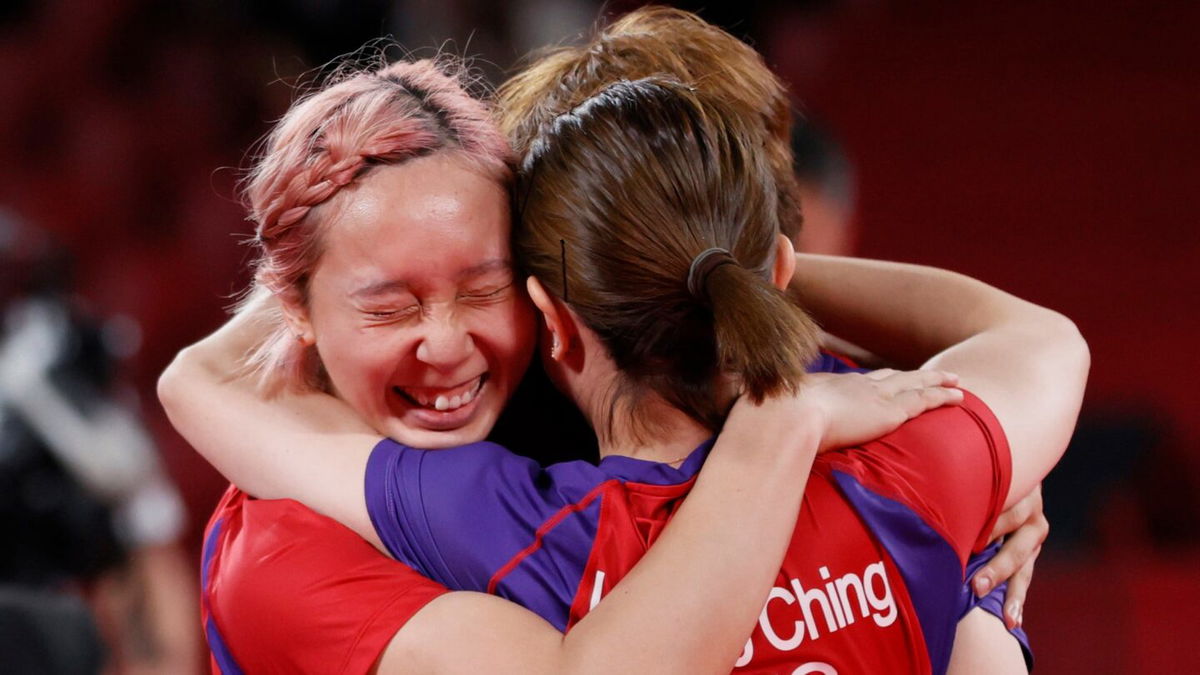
[{"left": 414, "top": 307, "right": 476, "bottom": 372}]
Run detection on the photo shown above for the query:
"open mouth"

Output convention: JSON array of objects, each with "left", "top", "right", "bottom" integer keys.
[{"left": 392, "top": 374, "right": 488, "bottom": 413}]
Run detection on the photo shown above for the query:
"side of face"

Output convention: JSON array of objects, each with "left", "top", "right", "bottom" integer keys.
[{"left": 283, "top": 154, "right": 536, "bottom": 448}]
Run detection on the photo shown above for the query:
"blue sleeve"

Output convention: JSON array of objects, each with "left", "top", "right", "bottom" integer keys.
[
  {"left": 363, "top": 438, "right": 577, "bottom": 592},
  {"left": 808, "top": 350, "right": 869, "bottom": 374}
]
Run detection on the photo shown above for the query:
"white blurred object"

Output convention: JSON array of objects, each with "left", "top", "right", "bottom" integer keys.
[{"left": 0, "top": 299, "right": 184, "bottom": 545}]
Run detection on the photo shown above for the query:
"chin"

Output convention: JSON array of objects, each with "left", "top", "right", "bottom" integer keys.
[{"left": 379, "top": 415, "right": 493, "bottom": 450}]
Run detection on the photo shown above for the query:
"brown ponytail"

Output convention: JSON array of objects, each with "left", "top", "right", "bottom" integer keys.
[{"left": 515, "top": 78, "right": 819, "bottom": 434}]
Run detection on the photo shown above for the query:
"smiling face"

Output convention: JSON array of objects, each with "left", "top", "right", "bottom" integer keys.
[{"left": 285, "top": 153, "right": 536, "bottom": 448}]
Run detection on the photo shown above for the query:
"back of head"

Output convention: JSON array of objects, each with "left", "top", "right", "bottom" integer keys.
[
  {"left": 515, "top": 77, "right": 819, "bottom": 434},
  {"left": 497, "top": 6, "right": 802, "bottom": 239},
  {"left": 241, "top": 55, "right": 511, "bottom": 392}
]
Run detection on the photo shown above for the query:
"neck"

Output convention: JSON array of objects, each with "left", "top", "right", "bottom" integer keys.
[
  {"left": 596, "top": 390, "right": 712, "bottom": 467},
  {"left": 557, "top": 327, "right": 720, "bottom": 466}
]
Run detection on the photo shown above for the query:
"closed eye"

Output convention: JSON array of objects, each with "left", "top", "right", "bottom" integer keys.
[
  {"left": 459, "top": 283, "right": 513, "bottom": 302},
  {"left": 363, "top": 305, "right": 420, "bottom": 323}
]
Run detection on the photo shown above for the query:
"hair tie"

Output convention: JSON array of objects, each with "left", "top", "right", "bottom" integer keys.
[{"left": 687, "top": 247, "right": 736, "bottom": 301}]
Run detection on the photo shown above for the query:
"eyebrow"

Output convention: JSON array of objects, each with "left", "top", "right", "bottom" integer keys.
[{"left": 349, "top": 259, "right": 512, "bottom": 299}]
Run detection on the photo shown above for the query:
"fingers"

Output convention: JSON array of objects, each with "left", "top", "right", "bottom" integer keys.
[
  {"left": 869, "top": 368, "right": 960, "bottom": 390},
  {"left": 990, "top": 484, "right": 1043, "bottom": 541},
  {"left": 879, "top": 368, "right": 963, "bottom": 416},
  {"left": 972, "top": 509, "right": 1047, "bottom": 603},
  {"left": 891, "top": 385, "right": 965, "bottom": 419},
  {"left": 864, "top": 368, "right": 899, "bottom": 381},
  {"left": 1002, "top": 552, "right": 1037, "bottom": 629}
]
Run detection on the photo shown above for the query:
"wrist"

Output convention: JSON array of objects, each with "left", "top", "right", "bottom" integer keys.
[{"left": 754, "top": 397, "right": 823, "bottom": 468}]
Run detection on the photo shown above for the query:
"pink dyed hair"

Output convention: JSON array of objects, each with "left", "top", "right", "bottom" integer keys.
[{"left": 240, "top": 57, "right": 513, "bottom": 392}]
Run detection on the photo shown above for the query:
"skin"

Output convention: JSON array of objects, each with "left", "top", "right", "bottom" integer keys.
[{"left": 281, "top": 154, "right": 535, "bottom": 450}]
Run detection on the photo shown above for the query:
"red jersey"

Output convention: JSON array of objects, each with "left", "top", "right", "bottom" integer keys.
[{"left": 200, "top": 487, "right": 447, "bottom": 674}]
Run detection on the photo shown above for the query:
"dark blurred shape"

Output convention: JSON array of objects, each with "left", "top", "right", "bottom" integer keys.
[
  {"left": 1042, "top": 410, "right": 1153, "bottom": 551},
  {"left": 1043, "top": 408, "right": 1200, "bottom": 553},
  {"left": 792, "top": 116, "right": 855, "bottom": 212},
  {"left": 0, "top": 216, "right": 125, "bottom": 586},
  {"left": 791, "top": 117, "right": 858, "bottom": 255},
  {"left": 0, "top": 210, "right": 72, "bottom": 307},
  {"left": 1, "top": 214, "right": 195, "bottom": 671},
  {"left": 243, "top": 0, "right": 394, "bottom": 66},
  {"left": 0, "top": 587, "right": 105, "bottom": 675}
]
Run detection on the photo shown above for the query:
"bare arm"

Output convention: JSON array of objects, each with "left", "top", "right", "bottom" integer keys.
[
  {"left": 158, "top": 291, "right": 383, "bottom": 546},
  {"left": 946, "top": 608, "right": 1029, "bottom": 675},
  {"left": 790, "top": 254, "right": 1089, "bottom": 508}
]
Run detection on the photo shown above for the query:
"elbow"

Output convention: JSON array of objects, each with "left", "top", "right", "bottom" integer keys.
[
  {"left": 1048, "top": 310, "right": 1090, "bottom": 390},
  {"left": 156, "top": 353, "right": 183, "bottom": 419},
  {"left": 156, "top": 345, "right": 201, "bottom": 423}
]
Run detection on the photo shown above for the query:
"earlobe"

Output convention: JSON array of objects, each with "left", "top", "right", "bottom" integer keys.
[
  {"left": 278, "top": 296, "right": 316, "bottom": 347},
  {"left": 772, "top": 233, "right": 797, "bottom": 291}
]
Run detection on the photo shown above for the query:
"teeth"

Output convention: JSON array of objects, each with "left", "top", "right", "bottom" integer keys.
[{"left": 399, "top": 376, "right": 484, "bottom": 412}]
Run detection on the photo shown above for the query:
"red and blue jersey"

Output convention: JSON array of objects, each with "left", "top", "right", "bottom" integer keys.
[{"left": 365, "top": 392, "right": 1013, "bottom": 674}]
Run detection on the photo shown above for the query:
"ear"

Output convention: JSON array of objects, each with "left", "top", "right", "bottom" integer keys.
[
  {"left": 277, "top": 293, "right": 316, "bottom": 347},
  {"left": 526, "top": 276, "right": 576, "bottom": 361},
  {"left": 771, "top": 233, "right": 797, "bottom": 291}
]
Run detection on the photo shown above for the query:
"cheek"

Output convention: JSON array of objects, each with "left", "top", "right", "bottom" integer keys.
[
  {"left": 482, "top": 297, "right": 537, "bottom": 376},
  {"left": 315, "top": 323, "right": 407, "bottom": 401}
]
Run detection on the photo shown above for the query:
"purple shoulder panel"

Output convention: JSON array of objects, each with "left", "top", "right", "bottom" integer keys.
[
  {"left": 491, "top": 496, "right": 605, "bottom": 631},
  {"left": 808, "top": 351, "right": 868, "bottom": 374},
  {"left": 831, "top": 470, "right": 965, "bottom": 675}
]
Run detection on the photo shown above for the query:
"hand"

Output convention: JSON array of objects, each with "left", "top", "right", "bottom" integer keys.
[
  {"left": 803, "top": 368, "right": 964, "bottom": 453},
  {"left": 970, "top": 484, "right": 1047, "bottom": 629}
]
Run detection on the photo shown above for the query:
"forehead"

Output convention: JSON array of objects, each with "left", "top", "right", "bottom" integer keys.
[{"left": 315, "top": 155, "right": 512, "bottom": 290}]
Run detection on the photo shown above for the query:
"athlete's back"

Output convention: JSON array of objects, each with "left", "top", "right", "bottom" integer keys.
[{"left": 367, "top": 392, "right": 1010, "bottom": 674}]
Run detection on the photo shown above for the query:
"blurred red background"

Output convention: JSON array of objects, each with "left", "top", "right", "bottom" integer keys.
[{"left": 2, "top": 0, "right": 1196, "bottom": 672}]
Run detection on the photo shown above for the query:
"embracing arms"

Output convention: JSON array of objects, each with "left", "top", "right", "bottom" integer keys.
[
  {"left": 160, "top": 290, "right": 957, "bottom": 674},
  {"left": 791, "top": 254, "right": 1089, "bottom": 509}
]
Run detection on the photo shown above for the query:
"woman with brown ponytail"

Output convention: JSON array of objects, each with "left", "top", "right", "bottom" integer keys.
[{"left": 500, "top": 74, "right": 1087, "bottom": 673}]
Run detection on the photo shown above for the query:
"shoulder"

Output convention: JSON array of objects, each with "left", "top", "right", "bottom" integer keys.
[
  {"left": 823, "top": 391, "right": 1011, "bottom": 563},
  {"left": 205, "top": 491, "right": 447, "bottom": 674}
]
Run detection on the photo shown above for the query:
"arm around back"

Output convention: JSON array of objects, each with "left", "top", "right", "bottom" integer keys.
[{"left": 790, "top": 254, "right": 1089, "bottom": 509}]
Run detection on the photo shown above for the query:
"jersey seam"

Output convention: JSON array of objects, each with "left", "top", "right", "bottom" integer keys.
[{"left": 487, "top": 479, "right": 616, "bottom": 595}]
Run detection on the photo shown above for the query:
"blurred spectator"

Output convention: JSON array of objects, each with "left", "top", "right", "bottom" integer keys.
[
  {"left": 0, "top": 213, "right": 199, "bottom": 674},
  {"left": 791, "top": 117, "right": 859, "bottom": 256}
]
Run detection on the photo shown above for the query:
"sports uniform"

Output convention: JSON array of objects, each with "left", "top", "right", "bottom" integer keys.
[
  {"left": 365, "top": 392, "right": 1012, "bottom": 674},
  {"left": 199, "top": 356, "right": 1029, "bottom": 673},
  {"left": 200, "top": 487, "right": 447, "bottom": 674}
]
